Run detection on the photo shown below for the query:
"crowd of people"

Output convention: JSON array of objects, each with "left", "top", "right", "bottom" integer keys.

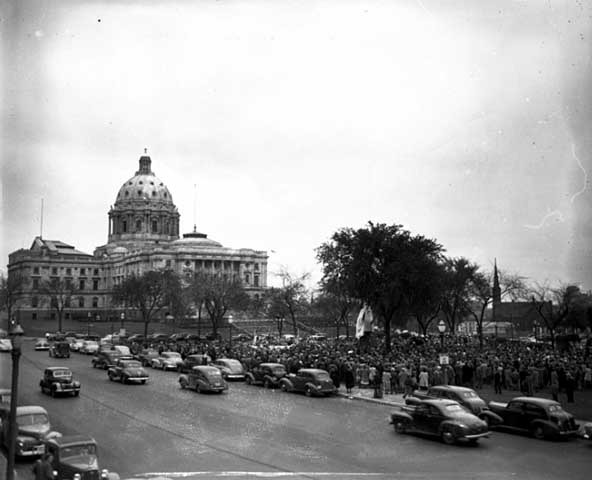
[{"left": 133, "top": 331, "right": 592, "bottom": 404}]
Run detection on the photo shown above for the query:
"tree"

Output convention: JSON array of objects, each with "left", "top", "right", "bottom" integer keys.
[
  {"left": 317, "top": 222, "right": 445, "bottom": 352},
  {"left": 311, "top": 290, "right": 356, "bottom": 338},
  {"left": 40, "top": 277, "right": 78, "bottom": 332},
  {"left": 0, "top": 272, "right": 28, "bottom": 328},
  {"left": 440, "top": 257, "right": 477, "bottom": 335},
  {"left": 187, "top": 271, "right": 250, "bottom": 337},
  {"left": 270, "top": 269, "right": 310, "bottom": 335},
  {"left": 531, "top": 283, "right": 585, "bottom": 348},
  {"left": 112, "top": 270, "right": 180, "bottom": 337}
]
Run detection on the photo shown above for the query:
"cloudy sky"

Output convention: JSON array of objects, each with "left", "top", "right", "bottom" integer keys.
[{"left": 2, "top": 0, "right": 591, "bottom": 290}]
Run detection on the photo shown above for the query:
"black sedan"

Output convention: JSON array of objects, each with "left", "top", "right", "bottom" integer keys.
[{"left": 390, "top": 398, "right": 490, "bottom": 445}]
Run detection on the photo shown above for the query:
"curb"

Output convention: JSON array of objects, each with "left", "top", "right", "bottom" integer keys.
[{"left": 337, "top": 391, "right": 404, "bottom": 408}]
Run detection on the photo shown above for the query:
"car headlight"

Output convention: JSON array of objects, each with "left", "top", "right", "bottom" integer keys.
[
  {"left": 101, "top": 469, "right": 109, "bottom": 479},
  {"left": 73, "top": 381, "right": 80, "bottom": 386},
  {"left": 457, "top": 424, "right": 467, "bottom": 429}
]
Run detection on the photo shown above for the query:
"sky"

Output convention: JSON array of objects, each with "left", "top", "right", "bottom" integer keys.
[{"left": 1, "top": 0, "right": 591, "bottom": 291}]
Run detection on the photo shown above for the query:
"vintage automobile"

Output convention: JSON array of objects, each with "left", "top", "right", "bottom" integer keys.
[
  {"left": 211, "top": 358, "right": 246, "bottom": 380},
  {"left": 408, "top": 385, "right": 502, "bottom": 426},
  {"left": 40, "top": 367, "right": 81, "bottom": 397},
  {"left": 49, "top": 341, "right": 71, "bottom": 359},
  {"left": 70, "top": 339, "right": 86, "bottom": 352},
  {"left": 179, "top": 365, "right": 228, "bottom": 393},
  {"left": 0, "top": 405, "right": 60, "bottom": 458},
  {"left": 135, "top": 348, "right": 160, "bottom": 367},
  {"left": 44, "top": 435, "right": 120, "bottom": 480},
  {"left": 488, "top": 396, "right": 579, "bottom": 440},
  {"left": 80, "top": 340, "right": 100, "bottom": 355},
  {"left": 92, "top": 350, "right": 131, "bottom": 370},
  {"left": 34, "top": 338, "right": 51, "bottom": 351},
  {"left": 151, "top": 351, "right": 184, "bottom": 370},
  {"left": 39, "top": 367, "right": 80, "bottom": 397},
  {"left": 127, "top": 334, "right": 146, "bottom": 344},
  {"left": 583, "top": 422, "right": 592, "bottom": 440},
  {"left": 390, "top": 398, "right": 490, "bottom": 445},
  {"left": 245, "top": 362, "right": 287, "bottom": 388},
  {"left": 108, "top": 359, "right": 149, "bottom": 384},
  {"left": 279, "top": 368, "right": 337, "bottom": 396},
  {"left": 178, "top": 354, "right": 211, "bottom": 373}
]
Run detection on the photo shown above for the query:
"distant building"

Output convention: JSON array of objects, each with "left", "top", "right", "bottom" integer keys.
[{"left": 7, "top": 151, "right": 268, "bottom": 323}]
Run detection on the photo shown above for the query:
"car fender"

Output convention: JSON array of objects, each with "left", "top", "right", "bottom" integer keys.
[
  {"left": 245, "top": 373, "right": 255, "bottom": 383},
  {"left": 178, "top": 374, "right": 189, "bottom": 383},
  {"left": 390, "top": 411, "right": 413, "bottom": 424},
  {"left": 404, "top": 396, "right": 423, "bottom": 406},
  {"left": 279, "top": 379, "right": 293, "bottom": 391},
  {"left": 439, "top": 420, "right": 462, "bottom": 437},
  {"left": 530, "top": 419, "right": 558, "bottom": 435},
  {"left": 479, "top": 410, "right": 503, "bottom": 426}
]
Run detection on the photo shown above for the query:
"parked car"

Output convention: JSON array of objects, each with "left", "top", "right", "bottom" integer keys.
[
  {"left": 211, "top": 358, "right": 246, "bottom": 380},
  {"left": 0, "top": 339, "right": 12, "bottom": 352},
  {"left": 80, "top": 340, "right": 100, "bottom": 355},
  {"left": 308, "top": 334, "right": 327, "bottom": 342},
  {"left": 147, "top": 333, "right": 169, "bottom": 342},
  {"left": 232, "top": 333, "right": 252, "bottom": 342},
  {"left": 583, "top": 422, "right": 592, "bottom": 440},
  {"left": 40, "top": 367, "right": 81, "bottom": 397},
  {"left": 169, "top": 332, "right": 189, "bottom": 342},
  {"left": 44, "top": 435, "right": 119, "bottom": 480},
  {"left": 245, "top": 362, "right": 287, "bottom": 388},
  {"left": 92, "top": 350, "right": 130, "bottom": 370},
  {"left": 69, "top": 339, "right": 85, "bottom": 352},
  {"left": 34, "top": 338, "right": 50, "bottom": 351},
  {"left": 127, "top": 334, "right": 146, "bottom": 344},
  {"left": 108, "top": 359, "right": 149, "bottom": 384},
  {"left": 488, "top": 396, "right": 579, "bottom": 440},
  {"left": 0, "top": 405, "right": 60, "bottom": 458},
  {"left": 279, "top": 368, "right": 337, "bottom": 396},
  {"left": 49, "top": 341, "right": 71, "bottom": 359},
  {"left": 390, "top": 398, "right": 490, "bottom": 445},
  {"left": 135, "top": 348, "right": 160, "bottom": 367},
  {"left": 407, "top": 385, "right": 502, "bottom": 426},
  {"left": 151, "top": 351, "right": 184, "bottom": 370},
  {"left": 179, "top": 366, "right": 228, "bottom": 393},
  {"left": 178, "top": 354, "right": 211, "bottom": 373}
]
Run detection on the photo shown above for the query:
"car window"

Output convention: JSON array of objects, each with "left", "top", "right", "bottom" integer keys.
[
  {"left": 52, "top": 370, "right": 72, "bottom": 378},
  {"left": 17, "top": 413, "right": 49, "bottom": 427},
  {"left": 429, "top": 406, "right": 441, "bottom": 416},
  {"left": 315, "top": 372, "right": 331, "bottom": 381},
  {"left": 508, "top": 401, "right": 524, "bottom": 410},
  {"left": 61, "top": 444, "right": 96, "bottom": 458},
  {"left": 462, "top": 392, "right": 478, "bottom": 398},
  {"left": 525, "top": 404, "right": 546, "bottom": 416}
]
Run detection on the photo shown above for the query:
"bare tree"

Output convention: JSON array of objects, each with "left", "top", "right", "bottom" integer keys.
[
  {"left": 40, "top": 277, "right": 78, "bottom": 332},
  {"left": 0, "top": 272, "right": 28, "bottom": 328},
  {"left": 272, "top": 269, "right": 310, "bottom": 335},
  {"left": 440, "top": 257, "right": 477, "bottom": 334}
]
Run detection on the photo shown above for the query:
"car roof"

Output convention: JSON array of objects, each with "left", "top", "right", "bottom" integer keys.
[
  {"left": 419, "top": 398, "right": 459, "bottom": 407},
  {"left": 430, "top": 385, "right": 475, "bottom": 393},
  {"left": 192, "top": 366, "right": 220, "bottom": 373},
  {"left": 298, "top": 368, "right": 328, "bottom": 374},
  {"left": 46, "top": 366, "right": 71, "bottom": 371},
  {"left": 16, "top": 405, "right": 49, "bottom": 415},
  {"left": 260, "top": 363, "right": 285, "bottom": 368},
  {"left": 510, "top": 396, "right": 561, "bottom": 407},
  {"left": 47, "top": 435, "right": 97, "bottom": 447}
]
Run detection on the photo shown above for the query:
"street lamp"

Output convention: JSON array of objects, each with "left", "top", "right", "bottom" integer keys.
[
  {"left": 6, "top": 322, "right": 24, "bottom": 480},
  {"left": 437, "top": 320, "right": 446, "bottom": 350},
  {"left": 120, "top": 312, "right": 125, "bottom": 330},
  {"left": 228, "top": 315, "right": 234, "bottom": 349}
]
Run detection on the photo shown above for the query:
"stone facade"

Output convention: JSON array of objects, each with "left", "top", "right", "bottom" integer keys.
[{"left": 7, "top": 152, "right": 268, "bottom": 322}]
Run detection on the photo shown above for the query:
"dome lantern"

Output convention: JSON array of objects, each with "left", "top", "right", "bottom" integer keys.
[{"left": 136, "top": 148, "right": 153, "bottom": 175}]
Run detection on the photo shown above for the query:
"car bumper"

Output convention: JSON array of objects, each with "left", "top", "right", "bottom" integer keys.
[
  {"left": 56, "top": 386, "right": 80, "bottom": 393},
  {"left": 17, "top": 444, "right": 45, "bottom": 456},
  {"left": 558, "top": 429, "right": 580, "bottom": 437},
  {"left": 463, "top": 432, "right": 490, "bottom": 440},
  {"left": 127, "top": 377, "right": 149, "bottom": 383},
  {"left": 225, "top": 374, "right": 245, "bottom": 380}
]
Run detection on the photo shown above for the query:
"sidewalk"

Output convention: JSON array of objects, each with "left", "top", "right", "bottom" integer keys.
[{"left": 336, "top": 384, "right": 592, "bottom": 424}]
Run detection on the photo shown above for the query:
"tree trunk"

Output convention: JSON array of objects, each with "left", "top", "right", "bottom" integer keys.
[{"left": 144, "top": 321, "right": 149, "bottom": 338}]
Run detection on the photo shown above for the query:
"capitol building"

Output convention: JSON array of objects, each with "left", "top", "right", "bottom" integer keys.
[{"left": 7, "top": 152, "right": 268, "bottom": 323}]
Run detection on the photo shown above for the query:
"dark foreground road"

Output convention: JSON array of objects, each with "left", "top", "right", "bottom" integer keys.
[{"left": 2, "top": 341, "right": 591, "bottom": 480}]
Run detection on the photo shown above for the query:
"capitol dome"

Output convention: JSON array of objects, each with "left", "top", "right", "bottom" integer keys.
[
  {"left": 172, "top": 228, "right": 223, "bottom": 248},
  {"left": 106, "top": 150, "right": 180, "bottom": 246},
  {"left": 114, "top": 152, "right": 174, "bottom": 206}
]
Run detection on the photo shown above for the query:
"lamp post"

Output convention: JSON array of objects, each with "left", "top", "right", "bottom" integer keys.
[
  {"left": 228, "top": 315, "right": 234, "bottom": 349},
  {"left": 437, "top": 320, "right": 446, "bottom": 351},
  {"left": 120, "top": 312, "right": 125, "bottom": 330},
  {"left": 6, "top": 322, "right": 24, "bottom": 480}
]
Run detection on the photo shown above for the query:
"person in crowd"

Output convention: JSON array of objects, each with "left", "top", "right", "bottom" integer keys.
[
  {"left": 344, "top": 362, "right": 356, "bottom": 395},
  {"left": 550, "top": 368, "right": 560, "bottom": 401},
  {"left": 382, "top": 366, "right": 392, "bottom": 395},
  {"left": 494, "top": 366, "right": 503, "bottom": 394},
  {"left": 565, "top": 371, "right": 576, "bottom": 403},
  {"left": 418, "top": 366, "right": 429, "bottom": 391},
  {"left": 33, "top": 453, "right": 55, "bottom": 480}
]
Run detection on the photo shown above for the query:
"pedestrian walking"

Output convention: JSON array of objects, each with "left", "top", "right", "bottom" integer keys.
[
  {"left": 382, "top": 367, "right": 392, "bottom": 395},
  {"left": 344, "top": 362, "right": 356, "bottom": 395},
  {"left": 32, "top": 453, "right": 55, "bottom": 480}
]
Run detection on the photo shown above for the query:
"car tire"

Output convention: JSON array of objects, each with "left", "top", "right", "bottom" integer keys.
[
  {"left": 245, "top": 376, "right": 252, "bottom": 385},
  {"left": 394, "top": 421, "right": 407, "bottom": 434},
  {"left": 305, "top": 386, "right": 313, "bottom": 397},
  {"left": 195, "top": 384, "right": 201, "bottom": 394},
  {"left": 280, "top": 383, "right": 290, "bottom": 392},
  {"left": 180, "top": 379, "right": 187, "bottom": 389},
  {"left": 441, "top": 428, "right": 456, "bottom": 445},
  {"left": 51, "top": 388, "right": 57, "bottom": 398},
  {"left": 74, "top": 391, "right": 80, "bottom": 397},
  {"left": 532, "top": 425, "right": 545, "bottom": 440},
  {"left": 122, "top": 376, "right": 128, "bottom": 384},
  {"left": 141, "top": 380, "right": 146, "bottom": 385},
  {"left": 264, "top": 379, "right": 271, "bottom": 389}
]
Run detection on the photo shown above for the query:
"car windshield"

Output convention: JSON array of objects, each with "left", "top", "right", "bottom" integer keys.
[
  {"left": 17, "top": 413, "right": 49, "bottom": 427},
  {"left": 52, "top": 370, "right": 72, "bottom": 378},
  {"left": 206, "top": 370, "right": 222, "bottom": 378},
  {"left": 121, "top": 361, "right": 141, "bottom": 368},
  {"left": 548, "top": 405, "right": 565, "bottom": 413},
  {"left": 462, "top": 392, "right": 478, "bottom": 398},
  {"left": 272, "top": 366, "right": 286, "bottom": 374},
  {"left": 314, "top": 372, "right": 331, "bottom": 381},
  {"left": 61, "top": 444, "right": 97, "bottom": 458}
]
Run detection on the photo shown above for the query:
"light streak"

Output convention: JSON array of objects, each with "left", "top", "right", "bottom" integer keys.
[
  {"left": 569, "top": 143, "right": 588, "bottom": 204},
  {"left": 523, "top": 209, "right": 564, "bottom": 229}
]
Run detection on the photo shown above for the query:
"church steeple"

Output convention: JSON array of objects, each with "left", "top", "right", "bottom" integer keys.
[{"left": 492, "top": 259, "right": 501, "bottom": 322}]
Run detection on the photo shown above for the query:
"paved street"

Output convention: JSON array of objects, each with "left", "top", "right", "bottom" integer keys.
[{"left": 2, "top": 341, "right": 592, "bottom": 480}]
